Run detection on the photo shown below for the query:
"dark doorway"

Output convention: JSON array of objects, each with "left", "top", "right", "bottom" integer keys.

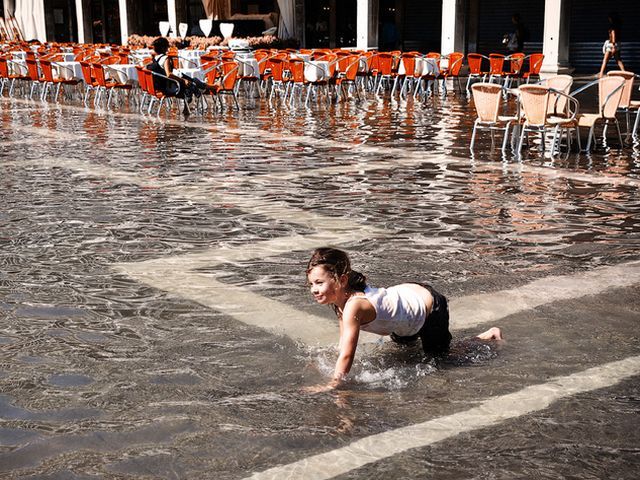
[
  {"left": 89, "top": 0, "right": 121, "bottom": 44},
  {"left": 127, "top": 0, "right": 168, "bottom": 37},
  {"left": 44, "top": 0, "right": 78, "bottom": 42},
  {"left": 304, "top": 0, "right": 356, "bottom": 48},
  {"left": 304, "top": 0, "right": 330, "bottom": 47}
]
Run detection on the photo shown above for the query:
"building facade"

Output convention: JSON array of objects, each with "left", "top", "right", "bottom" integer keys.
[{"left": 3, "top": 0, "right": 639, "bottom": 73}]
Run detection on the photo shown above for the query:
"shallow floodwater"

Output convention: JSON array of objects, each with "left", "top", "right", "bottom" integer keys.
[{"left": 1, "top": 89, "right": 639, "bottom": 479}]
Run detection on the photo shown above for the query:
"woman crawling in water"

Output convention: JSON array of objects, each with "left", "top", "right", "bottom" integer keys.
[{"left": 304, "top": 247, "right": 502, "bottom": 392}]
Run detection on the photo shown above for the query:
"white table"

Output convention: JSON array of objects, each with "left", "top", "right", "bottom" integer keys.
[
  {"left": 291, "top": 53, "right": 311, "bottom": 61},
  {"left": 53, "top": 61, "right": 82, "bottom": 80},
  {"left": 304, "top": 61, "right": 330, "bottom": 82},
  {"left": 8, "top": 58, "right": 27, "bottom": 76},
  {"left": 398, "top": 57, "right": 439, "bottom": 77},
  {"left": 60, "top": 52, "right": 76, "bottom": 62},
  {"left": 335, "top": 57, "right": 367, "bottom": 73},
  {"left": 106, "top": 64, "right": 138, "bottom": 84},
  {"left": 178, "top": 49, "right": 206, "bottom": 69},
  {"left": 237, "top": 58, "right": 259, "bottom": 77},
  {"left": 175, "top": 68, "right": 205, "bottom": 82}
]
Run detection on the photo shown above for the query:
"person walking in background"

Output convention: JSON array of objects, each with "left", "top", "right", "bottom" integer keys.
[
  {"left": 504, "top": 13, "right": 526, "bottom": 54},
  {"left": 599, "top": 13, "right": 625, "bottom": 77}
]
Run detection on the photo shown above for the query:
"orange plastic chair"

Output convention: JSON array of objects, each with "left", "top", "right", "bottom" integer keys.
[
  {"left": 39, "top": 59, "right": 81, "bottom": 101},
  {"left": 79, "top": 61, "right": 100, "bottom": 105},
  {"left": 522, "top": 53, "right": 544, "bottom": 83},
  {"left": 374, "top": 52, "right": 397, "bottom": 94},
  {"left": 214, "top": 60, "right": 240, "bottom": 110},
  {"left": 0, "top": 55, "right": 30, "bottom": 96},
  {"left": 25, "top": 57, "right": 46, "bottom": 99},
  {"left": 487, "top": 53, "right": 506, "bottom": 83},
  {"left": 441, "top": 52, "right": 465, "bottom": 94},
  {"left": 92, "top": 63, "right": 132, "bottom": 108},
  {"left": 465, "top": 53, "right": 487, "bottom": 92},
  {"left": 504, "top": 52, "right": 525, "bottom": 89},
  {"left": 336, "top": 55, "right": 362, "bottom": 101}
]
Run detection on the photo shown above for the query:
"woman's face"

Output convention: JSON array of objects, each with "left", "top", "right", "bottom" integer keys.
[{"left": 307, "top": 266, "right": 342, "bottom": 305}]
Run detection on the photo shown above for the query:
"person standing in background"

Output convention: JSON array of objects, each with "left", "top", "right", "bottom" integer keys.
[{"left": 599, "top": 14, "right": 625, "bottom": 77}]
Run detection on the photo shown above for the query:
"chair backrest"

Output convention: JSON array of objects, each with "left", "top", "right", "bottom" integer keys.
[
  {"left": 606, "top": 70, "right": 635, "bottom": 108},
  {"left": 544, "top": 74, "right": 573, "bottom": 115},
  {"left": 447, "top": 52, "right": 464, "bottom": 76},
  {"left": 598, "top": 76, "right": 625, "bottom": 118},
  {"left": 79, "top": 61, "right": 94, "bottom": 84},
  {"left": 25, "top": 58, "right": 40, "bottom": 80},
  {"left": 135, "top": 65, "right": 148, "bottom": 93},
  {"left": 527, "top": 53, "right": 544, "bottom": 75},
  {"left": 267, "top": 57, "right": 286, "bottom": 81},
  {"left": 202, "top": 60, "right": 220, "bottom": 84},
  {"left": 519, "top": 85, "right": 550, "bottom": 126},
  {"left": 471, "top": 83, "right": 502, "bottom": 122},
  {"left": 488, "top": 53, "right": 505, "bottom": 75},
  {"left": 376, "top": 53, "right": 395, "bottom": 75},
  {"left": 400, "top": 54, "right": 416, "bottom": 77},
  {"left": 220, "top": 61, "right": 238, "bottom": 90},
  {"left": 142, "top": 68, "right": 160, "bottom": 96},
  {"left": 92, "top": 63, "right": 108, "bottom": 87},
  {"left": 342, "top": 55, "right": 361, "bottom": 81},
  {"left": 508, "top": 53, "right": 525, "bottom": 74},
  {"left": 0, "top": 57, "right": 9, "bottom": 78},
  {"left": 367, "top": 53, "right": 380, "bottom": 73},
  {"left": 39, "top": 59, "right": 55, "bottom": 82},
  {"left": 288, "top": 58, "right": 305, "bottom": 83},
  {"left": 467, "top": 53, "right": 484, "bottom": 74}
]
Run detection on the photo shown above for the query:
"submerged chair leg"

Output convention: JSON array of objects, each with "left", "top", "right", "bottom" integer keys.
[
  {"left": 470, "top": 120, "right": 479, "bottom": 150},
  {"left": 615, "top": 121, "right": 624, "bottom": 148},
  {"left": 633, "top": 111, "right": 640, "bottom": 138},
  {"left": 501, "top": 122, "right": 511, "bottom": 151}
]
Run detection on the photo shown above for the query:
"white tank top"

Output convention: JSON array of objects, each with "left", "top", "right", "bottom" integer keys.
[{"left": 357, "top": 285, "right": 427, "bottom": 337}]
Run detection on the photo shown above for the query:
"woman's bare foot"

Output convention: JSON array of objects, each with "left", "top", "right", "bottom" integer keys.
[{"left": 477, "top": 327, "right": 503, "bottom": 341}]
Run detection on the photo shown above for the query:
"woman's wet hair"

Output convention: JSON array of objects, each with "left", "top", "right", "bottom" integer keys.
[
  {"left": 307, "top": 247, "right": 367, "bottom": 292},
  {"left": 152, "top": 37, "right": 170, "bottom": 54}
]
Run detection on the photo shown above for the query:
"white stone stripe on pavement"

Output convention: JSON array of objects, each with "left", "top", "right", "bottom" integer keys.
[{"left": 243, "top": 355, "right": 640, "bottom": 480}]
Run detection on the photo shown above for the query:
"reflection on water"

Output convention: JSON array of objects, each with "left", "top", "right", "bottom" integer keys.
[{"left": 1, "top": 92, "right": 639, "bottom": 478}]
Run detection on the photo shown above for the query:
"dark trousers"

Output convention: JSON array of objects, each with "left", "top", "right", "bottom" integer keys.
[{"left": 390, "top": 283, "right": 452, "bottom": 355}]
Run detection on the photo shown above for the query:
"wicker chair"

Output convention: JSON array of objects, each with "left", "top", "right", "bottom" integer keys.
[
  {"left": 606, "top": 71, "right": 638, "bottom": 139},
  {"left": 516, "top": 85, "right": 551, "bottom": 154},
  {"left": 573, "top": 76, "right": 625, "bottom": 150},
  {"left": 470, "top": 83, "right": 516, "bottom": 151}
]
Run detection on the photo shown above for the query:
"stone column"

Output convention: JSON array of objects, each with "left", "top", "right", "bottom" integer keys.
[
  {"left": 541, "top": 0, "right": 572, "bottom": 74},
  {"left": 118, "top": 0, "right": 128, "bottom": 45},
  {"left": 356, "top": 0, "right": 378, "bottom": 51},
  {"left": 441, "top": 0, "right": 465, "bottom": 55},
  {"left": 74, "top": 0, "right": 85, "bottom": 43},
  {"left": 167, "top": 0, "right": 178, "bottom": 37}
]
